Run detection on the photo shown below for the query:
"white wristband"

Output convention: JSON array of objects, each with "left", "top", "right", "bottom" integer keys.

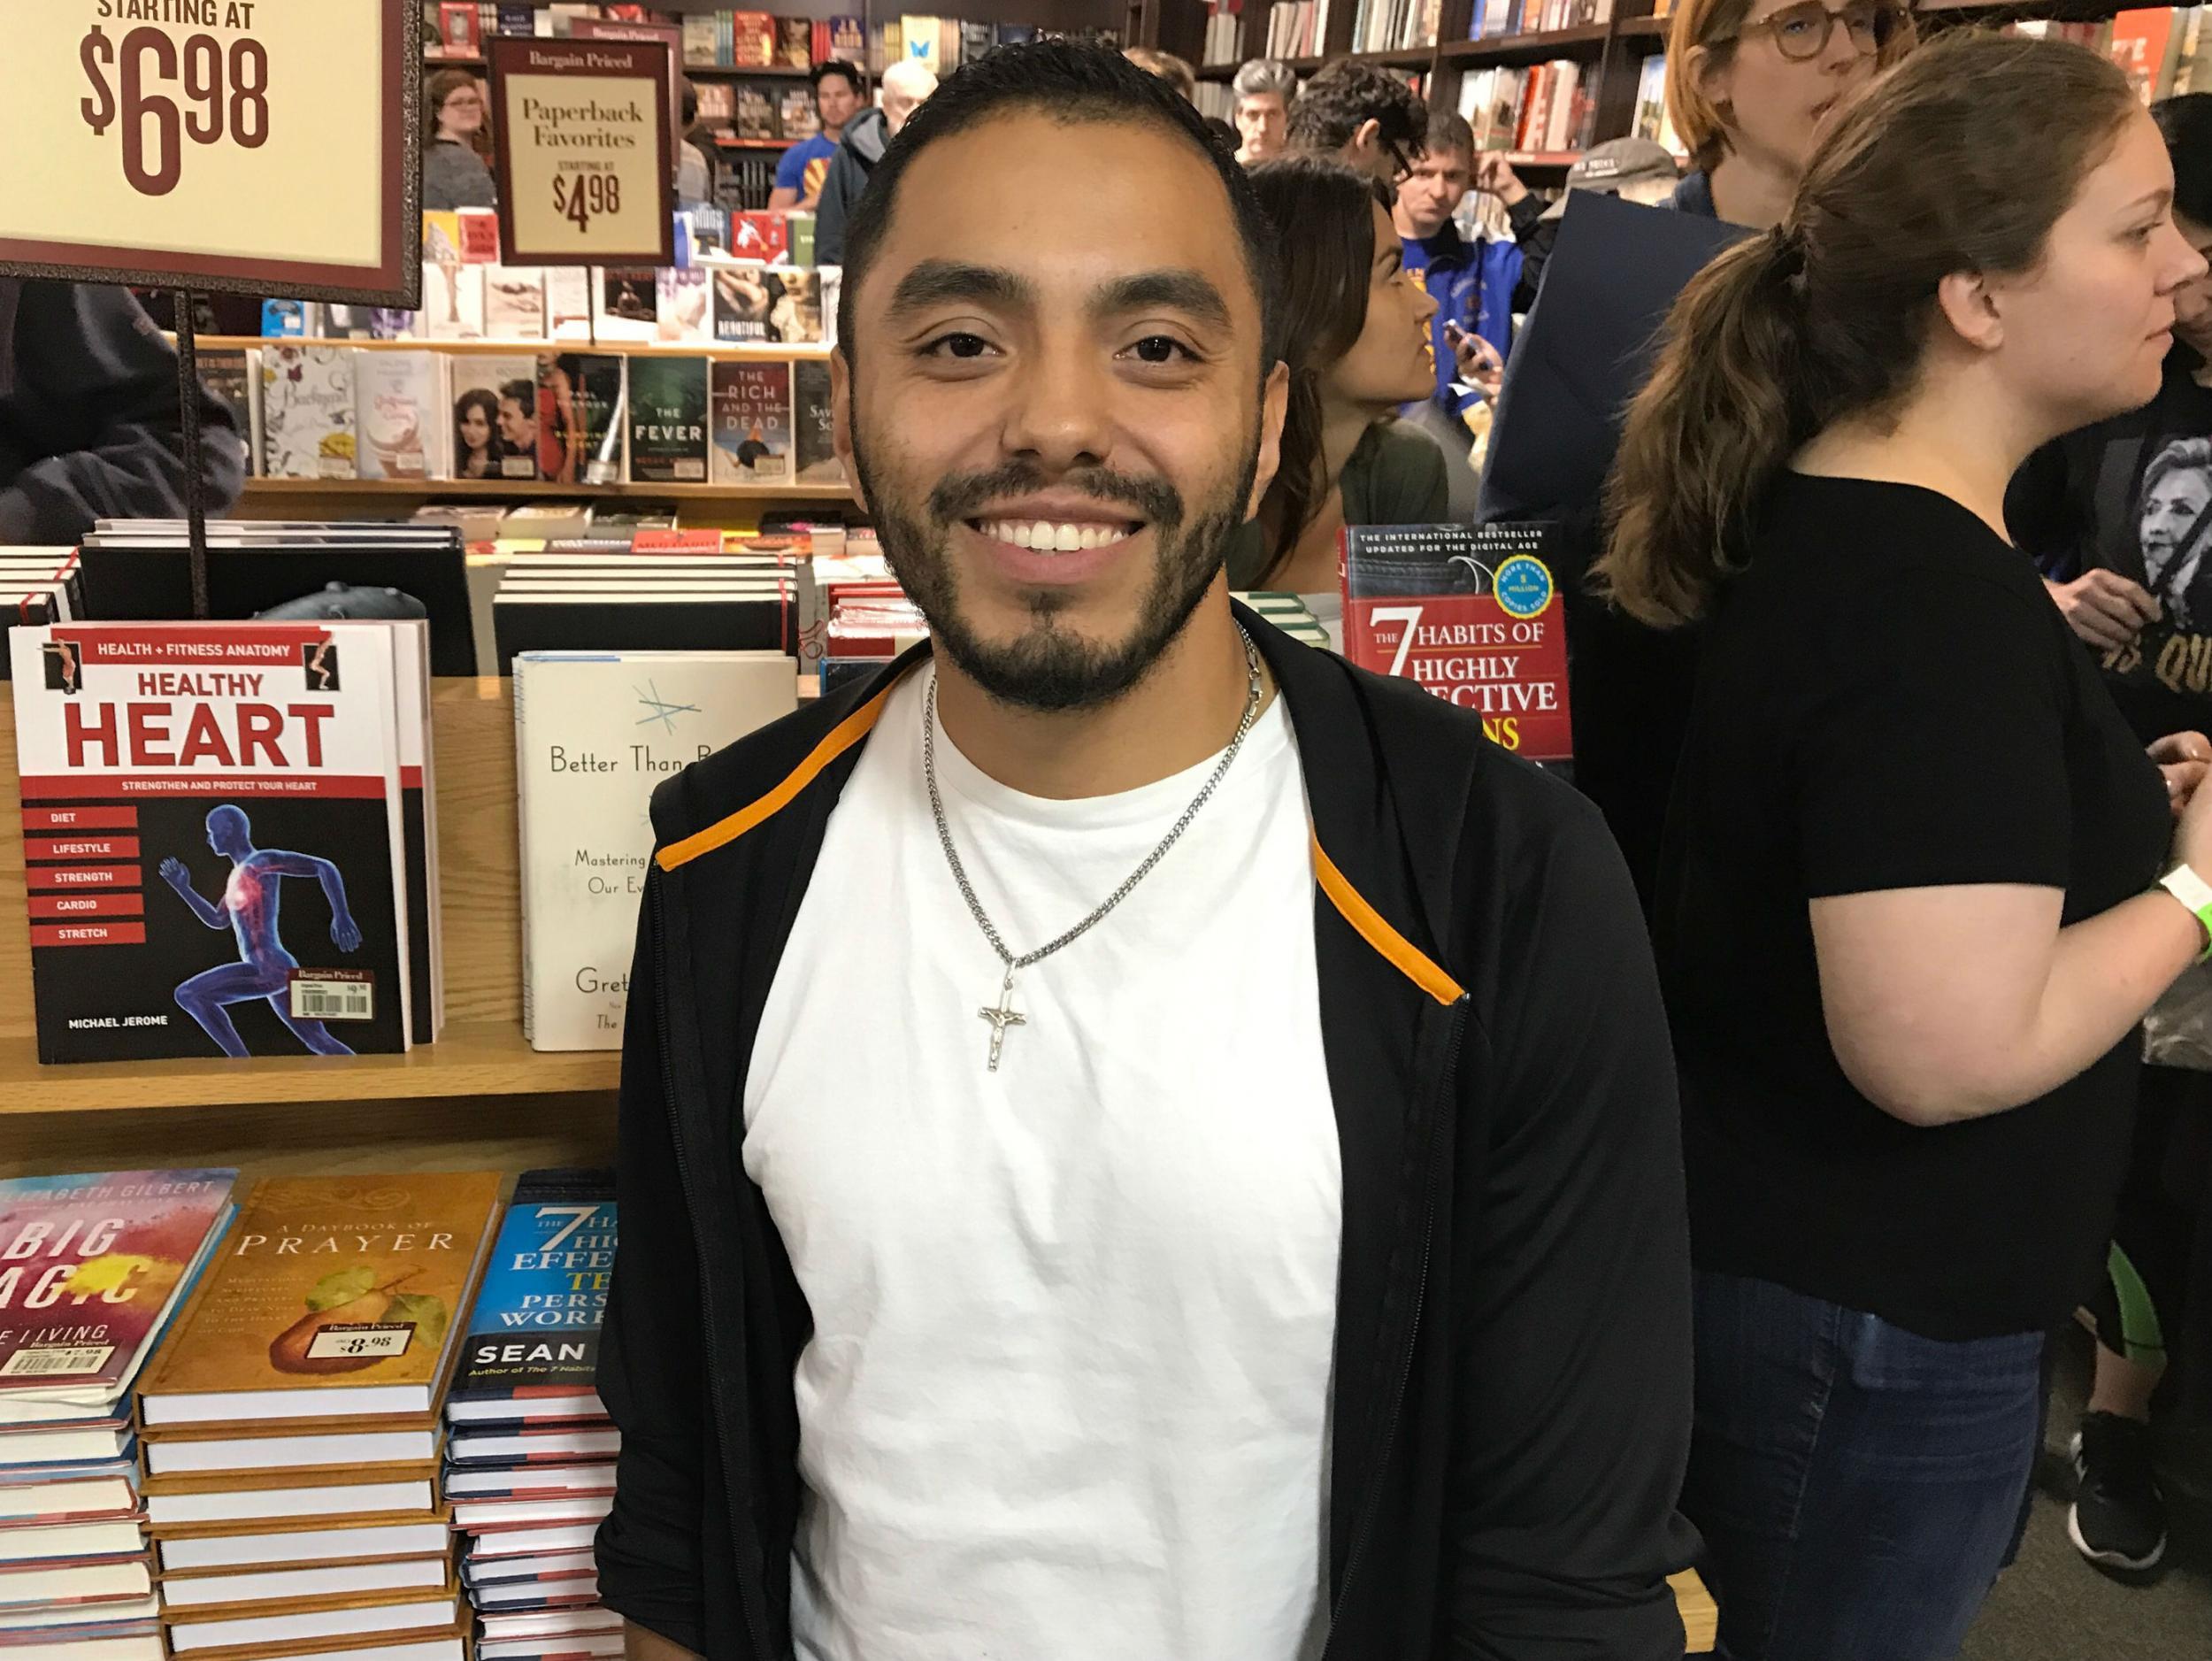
[{"left": 2158, "top": 864, "right": 2212, "bottom": 962}]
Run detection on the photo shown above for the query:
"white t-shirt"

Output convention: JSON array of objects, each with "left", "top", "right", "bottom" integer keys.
[{"left": 744, "top": 665, "right": 1341, "bottom": 1661}]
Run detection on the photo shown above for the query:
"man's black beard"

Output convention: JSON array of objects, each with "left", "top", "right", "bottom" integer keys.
[{"left": 849, "top": 439, "right": 1260, "bottom": 713}]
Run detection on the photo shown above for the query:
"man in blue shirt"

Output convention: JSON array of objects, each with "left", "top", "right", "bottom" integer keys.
[
  {"left": 769, "top": 61, "right": 864, "bottom": 212},
  {"left": 1395, "top": 111, "right": 1522, "bottom": 419}
]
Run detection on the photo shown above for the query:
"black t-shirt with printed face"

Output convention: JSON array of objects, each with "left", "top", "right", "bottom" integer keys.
[
  {"left": 1659, "top": 473, "right": 2171, "bottom": 1341},
  {"left": 2090, "top": 373, "right": 2212, "bottom": 741},
  {"left": 2011, "top": 348, "right": 2212, "bottom": 744}
]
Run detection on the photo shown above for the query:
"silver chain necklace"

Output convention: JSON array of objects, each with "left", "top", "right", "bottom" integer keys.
[{"left": 925, "top": 627, "right": 1266, "bottom": 1072}]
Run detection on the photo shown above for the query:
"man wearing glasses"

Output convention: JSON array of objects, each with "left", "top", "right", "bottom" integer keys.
[{"left": 1283, "top": 58, "right": 1428, "bottom": 187}]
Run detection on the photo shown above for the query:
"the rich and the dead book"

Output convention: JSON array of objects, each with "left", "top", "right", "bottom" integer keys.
[
  {"left": 710, "top": 363, "right": 791, "bottom": 486},
  {"left": 1340, "top": 523, "right": 1572, "bottom": 765},
  {"left": 9, "top": 624, "right": 414, "bottom": 1062},
  {"left": 138, "top": 1174, "right": 503, "bottom": 1429}
]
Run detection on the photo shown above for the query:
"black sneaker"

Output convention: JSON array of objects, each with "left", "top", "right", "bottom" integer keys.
[{"left": 2070, "top": 1411, "right": 2169, "bottom": 1573}]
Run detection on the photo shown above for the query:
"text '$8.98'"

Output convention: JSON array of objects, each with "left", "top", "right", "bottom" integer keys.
[{"left": 80, "top": 24, "right": 270, "bottom": 199}]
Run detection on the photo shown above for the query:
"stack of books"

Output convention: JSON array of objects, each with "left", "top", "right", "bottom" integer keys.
[
  {"left": 445, "top": 1173, "right": 621, "bottom": 1659},
  {"left": 489, "top": 545, "right": 795, "bottom": 672},
  {"left": 0, "top": 549, "right": 83, "bottom": 645},
  {"left": 135, "top": 1174, "right": 503, "bottom": 1659},
  {"left": 0, "top": 1172, "right": 236, "bottom": 1659}
]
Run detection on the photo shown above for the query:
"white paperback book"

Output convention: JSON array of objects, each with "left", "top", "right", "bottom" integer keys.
[
  {"left": 513, "top": 651, "right": 795, "bottom": 1050},
  {"left": 355, "top": 352, "right": 444, "bottom": 481}
]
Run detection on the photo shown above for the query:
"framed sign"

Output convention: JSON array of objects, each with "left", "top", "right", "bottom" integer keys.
[
  {"left": 488, "top": 37, "right": 675, "bottom": 269},
  {"left": 0, "top": 0, "right": 419, "bottom": 305}
]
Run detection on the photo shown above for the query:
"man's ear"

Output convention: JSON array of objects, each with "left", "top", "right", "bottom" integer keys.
[
  {"left": 1246, "top": 361, "right": 1291, "bottom": 522},
  {"left": 1350, "top": 118, "right": 1381, "bottom": 162},
  {"left": 829, "top": 347, "right": 869, "bottom": 512},
  {"left": 1935, "top": 269, "right": 2005, "bottom": 356}
]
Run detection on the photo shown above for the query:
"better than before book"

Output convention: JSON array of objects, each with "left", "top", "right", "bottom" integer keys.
[{"left": 512, "top": 652, "right": 795, "bottom": 1050}]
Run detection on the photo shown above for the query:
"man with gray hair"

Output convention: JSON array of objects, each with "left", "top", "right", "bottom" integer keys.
[
  {"left": 1231, "top": 58, "right": 1295, "bottom": 165},
  {"left": 816, "top": 58, "right": 940, "bottom": 264}
]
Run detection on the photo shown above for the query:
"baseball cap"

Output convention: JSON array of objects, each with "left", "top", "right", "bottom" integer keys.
[{"left": 1537, "top": 137, "right": 1683, "bottom": 221}]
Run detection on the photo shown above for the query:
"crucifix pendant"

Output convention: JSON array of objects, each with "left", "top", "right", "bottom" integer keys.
[{"left": 978, "top": 968, "right": 1025, "bottom": 1073}]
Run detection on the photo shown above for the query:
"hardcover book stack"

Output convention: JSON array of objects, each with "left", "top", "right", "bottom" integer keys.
[
  {"left": 136, "top": 1174, "right": 503, "bottom": 1661},
  {"left": 0, "top": 1171, "right": 235, "bottom": 1660},
  {"left": 445, "top": 1173, "right": 621, "bottom": 1658},
  {"left": 9, "top": 611, "right": 444, "bottom": 1064},
  {"left": 0, "top": 550, "right": 86, "bottom": 662},
  {"left": 489, "top": 546, "right": 795, "bottom": 673}
]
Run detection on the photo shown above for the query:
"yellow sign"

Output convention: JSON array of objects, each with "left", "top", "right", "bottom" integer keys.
[
  {"left": 491, "top": 39, "right": 674, "bottom": 268},
  {"left": 0, "top": 0, "right": 417, "bottom": 304}
]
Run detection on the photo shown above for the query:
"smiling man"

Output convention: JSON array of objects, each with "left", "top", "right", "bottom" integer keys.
[{"left": 596, "top": 42, "right": 1694, "bottom": 1661}]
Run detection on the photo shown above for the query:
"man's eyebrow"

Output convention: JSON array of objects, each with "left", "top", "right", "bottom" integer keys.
[
  {"left": 1088, "top": 270, "right": 1233, "bottom": 332},
  {"left": 884, "top": 260, "right": 1034, "bottom": 319}
]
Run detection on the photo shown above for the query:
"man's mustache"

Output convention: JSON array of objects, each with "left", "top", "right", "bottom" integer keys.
[{"left": 928, "top": 461, "right": 1184, "bottom": 528}]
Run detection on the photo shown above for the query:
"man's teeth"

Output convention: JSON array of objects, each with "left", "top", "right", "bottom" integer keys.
[{"left": 977, "top": 519, "right": 1133, "bottom": 552}]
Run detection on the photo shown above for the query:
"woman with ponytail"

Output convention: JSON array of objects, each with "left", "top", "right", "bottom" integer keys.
[
  {"left": 1225, "top": 156, "right": 1448, "bottom": 644},
  {"left": 1605, "top": 33, "right": 2212, "bottom": 1657}
]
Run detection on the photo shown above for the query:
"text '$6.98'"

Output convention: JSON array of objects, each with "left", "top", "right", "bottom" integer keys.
[{"left": 80, "top": 24, "right": 270, "bottom": 199}]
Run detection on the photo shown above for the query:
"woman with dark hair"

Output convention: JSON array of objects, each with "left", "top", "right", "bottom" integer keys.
[
  {"left": 424, "top": 67, "right": 496, "bottom": 211},
  {"left": 2007, "top": 91, "right": 2212, "bottom": 1577},
  {"left": 1604, "top": 34, "right": 2210, "bottom": 1656},
  {"left": 1226, "top": 155, "right": 1447, "bottom": 646},
  {"left": 452, "top": 387, "right": 503, "bottom": 481}
]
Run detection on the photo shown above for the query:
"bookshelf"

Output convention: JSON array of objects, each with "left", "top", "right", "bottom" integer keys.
[{"left": 0, "top": 681, "right": 621, "bottom": 1178}]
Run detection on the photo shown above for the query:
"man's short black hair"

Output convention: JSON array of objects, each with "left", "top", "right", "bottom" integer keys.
[
  {"left": 1284, "top": 59, "right": 1425, "bottom": 163},
  {"left": 838, "top": 41, "right": 1282, "bottom": 378},
  {"left": 812, "top": 58, "right": 864, "bottom": 98}
]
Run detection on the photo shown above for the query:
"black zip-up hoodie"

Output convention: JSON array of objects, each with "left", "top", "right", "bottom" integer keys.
[{"left": 595, "top": 606, "right": 1697, "bottom": 1658}]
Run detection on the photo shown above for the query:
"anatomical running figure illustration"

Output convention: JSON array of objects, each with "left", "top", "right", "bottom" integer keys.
[{"left": 159, "top": 804, "right": 365, "bottom": 1057}]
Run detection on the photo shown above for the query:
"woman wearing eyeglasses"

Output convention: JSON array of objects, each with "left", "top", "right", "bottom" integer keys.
[
  {"left": 424, "top": 67, "right": 497, "bottom": 211},
  {"left": 1665, "top": 0, "right": 1913, "bottom": 227}
]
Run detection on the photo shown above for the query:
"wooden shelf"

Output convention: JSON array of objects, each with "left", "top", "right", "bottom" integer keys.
[
  {"left": 714, "top": 135, "right": 802, "bottom": 149},
  {"left": 0, "top": 1023, "right": 617, "bottom": 1115},
  {"left": 1200, "top": 45, "right": 1435, "bottom": 76},
  {"left": 204, "top": 336, "right": 833, "bottom": 363},
  {"left": 1441, "top": 23, "right": 1613, "bottom": 61},
  {"left": 1502, "top": 150, "right": 1586, "bottom": 168},
  {"left": 1618, "top": 14, "right": 1671, "bottom": 36},
  {"left": 686, "top": 62, "right": 813, "bottom": 77},
  {"left": 241, "top": 478, "right": 855, "bottom": 503}
]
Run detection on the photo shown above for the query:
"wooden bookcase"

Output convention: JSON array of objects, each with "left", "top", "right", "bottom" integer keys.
[
  {"left": 1164, "top": 0, "right": 2149, "bottom": 177},
  {"left": 200, "top": 335, "right": 859, "bottom": 525},
  {"left": 0, "top": 680, "right": 619, "bottom": 1183}
]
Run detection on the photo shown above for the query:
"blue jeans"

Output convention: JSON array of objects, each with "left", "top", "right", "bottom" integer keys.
[{"left": 1684, "top": 1271, "right": 2045, "bottom": 1661}]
